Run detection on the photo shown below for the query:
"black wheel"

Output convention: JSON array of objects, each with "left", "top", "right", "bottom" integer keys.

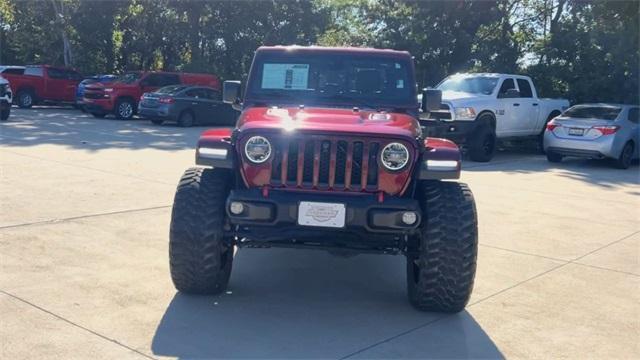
[
  {"left": 169, "top": 167, "right": 233, "bottom": 294},
  {"left": 0, "top": 106, "right": 9, "bottom": 121},
  {"left": 177, "top": 111, "right": 195, "bottom": 127},
  {"left": 546, "top": 151, "right": 563, "bottom": 163},
  {"left": 91, "top": 112, "right": 106, "bottom": 119},
  {"left": 16, "top": 90, "right": 34, "bottom": 108},
  {"left": 407, "top": 181, "right": 478, "bottom": 313},
  {"left": 468, "top": 121, "right": 496, "bottom": 162},
  {"left": 614, "top": 141, "right": 634, "bottom": 169},
  {"left": 115, "top": 98, "right": 135, "bottom": 120},
  {"left": 151, "top": 119, "right": 164, "bottom": 125}
]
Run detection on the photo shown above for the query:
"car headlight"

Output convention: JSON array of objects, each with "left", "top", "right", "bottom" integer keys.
[
  {"left": 454, "top": 107, "right": 476, "bottom": 120},
  {"left": 244, "top": 136, "right": 272, "bottom": 164},
  {"left": 104, "top": 88, "right": 114, "bottom": 92},
  {"left": 381, "top": 142, "right": 410, "bottom": 171}
]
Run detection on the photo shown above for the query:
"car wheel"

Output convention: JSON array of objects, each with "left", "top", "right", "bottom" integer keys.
[
  {"left": 0, "top": 106, "right": 10, "bottom": 120},
  {"left": 178, "top": 111, "right": 195, "bottom": 127},
  {"left": 91, "top": 112, "right": 106, "bottom": 119},
  {"left": 468, "top": 123, "right": 496, "bottom": 162},
  {"left": 407, "top": 181, "right": 478, "bottom": 313},
  {"left": 115, "top": 99, "right": 135, "bottom": 120},
  {"left": 546, "top": 151, "right": 563, "bottom": 163},
  {"left": 169, "top": 167, "right": 233, "bottom": 294},
  {"left": 614, "top": 141, "right": 634, "bottom": 169},
  {"left": 16, "top": 90, "right": 34, "bottom": 109},
  {"left": 151, "top": 119, "right": 164, "bottom": 125}
]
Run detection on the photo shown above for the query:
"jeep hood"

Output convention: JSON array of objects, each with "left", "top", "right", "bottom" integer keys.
[{"left": 237, "top": 106, "right": 421, "bottom": 140}]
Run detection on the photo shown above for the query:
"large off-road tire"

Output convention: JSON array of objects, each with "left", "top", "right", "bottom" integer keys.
[
  {"left": 614, "top": 141, "right": 634, "bottom": 169},
  {"left": 407, "top": 181, "right": 478, "bottom": 313},
  {"left": 169, "top": 167, "right": 233, "bottom": 294},
  {"left": 115, "top": 98, "right": 135, "bottom": 120},
  {"left": 16, "top": 90, "right": 34, "bottom": 108},
  {"left": 468, "top": 119, "right": 496, "bottom": 162},
  {"left": 0, "top": 106, "right": 9, "bottom": 121}
]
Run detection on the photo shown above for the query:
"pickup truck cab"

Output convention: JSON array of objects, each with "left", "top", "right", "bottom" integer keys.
[
  {"left": 423, "top": 73, "right": 570, "bottom": 161},
  {"left": 2, "top": 65, "right": 83, "bottom": 108},
  {"left": 168, "top": 46, "right": 479, "bottom": 312},
  {"left": 0, "top": 75, "right": 12, "bottom": 120},
  {"left": 83, "top": 71, "right": 220, "bottom": 120}
]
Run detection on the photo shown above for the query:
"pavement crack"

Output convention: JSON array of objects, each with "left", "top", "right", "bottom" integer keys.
[
  {"left": 0, "top": 205, "right": 171, "bottom": 230},
  {"left": 0, "top": 289, "right": 156, "bottom": 359}
]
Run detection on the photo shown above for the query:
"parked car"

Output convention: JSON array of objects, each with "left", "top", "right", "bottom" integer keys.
[
  {"left": 168, "top": 45, "right": 478, "bottom": 312},
  {"left": 422, "top": 73, "right": 570, "bottom": 162},
  {"left": 75, "top": 74, "right": 117, "bottom": 111},
  {"left": 138, "top": 85, "right": 239, "bottom": 127},
  {"left": 1, "top": 65, "right": 83, "bottom": 108},
  {"left": 0, "top": 75, "right": 12, "bottom": 120},
  {"left": 83, "top": 71, "right": 220, "bottom": 120},
  {"left": 544, "top": 104, "right": 639, "bottom": 169},
  {"left": 0, "top": 65, "right": 26, "bottom": 75}
]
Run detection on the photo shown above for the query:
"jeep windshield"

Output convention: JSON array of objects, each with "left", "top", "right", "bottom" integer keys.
[
  {"left": 245, "top": 52, "right": 416, "bottom": 110},
  {"left": 437, "top": 76, "right": 498, "bottom": 95}
]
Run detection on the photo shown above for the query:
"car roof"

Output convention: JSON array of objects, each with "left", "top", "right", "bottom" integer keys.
[
  {"left": 0, "top": 65, "right": 26, "bottom": 70},
  {"left": 569, "top": 103, "right": 638, "bottom": 108},
  {"left": 256, "top": 45, "right": 411, "bottom": 58}
]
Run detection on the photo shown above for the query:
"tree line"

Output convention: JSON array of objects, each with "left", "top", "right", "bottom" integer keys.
[{"left": 0, "top": 0, "right": 638, "bottom": 104}]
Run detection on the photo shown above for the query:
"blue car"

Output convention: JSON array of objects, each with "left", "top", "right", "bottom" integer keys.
[{"left": 76, "top": 74, "right": 117, "bottom": 111}]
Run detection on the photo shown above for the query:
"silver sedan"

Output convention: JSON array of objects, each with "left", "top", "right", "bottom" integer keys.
[{"left": 543, "top": 103, "right": 639, "bottom": 169}]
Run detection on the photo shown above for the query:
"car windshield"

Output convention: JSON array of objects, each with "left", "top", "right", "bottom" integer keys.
[
  {"left": 116, "top": 72, "right": 141, "bottom": 84},
  {"left": 245, "top": 52, "right": 416, "bottom": 110},
  {"left": 155, "top": 85, "right": 187, "bottom": 94},
  {"left": 562, "top": 105, "right": 621, "bottom": 120},
  {"left": 437, "top": 76, "right": 498, "bottom": 95}
]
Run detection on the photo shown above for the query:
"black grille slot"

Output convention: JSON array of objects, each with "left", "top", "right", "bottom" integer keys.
[
  {"left": 351, "top": 141, "right": 364, "bottom": 188},
  {"left": 84, "top": 92, "right": 103, "bottom": 99},
  {"left": 270, "top": 140, "right": 283, "bottom": 184},
  {"left": 302, "top": 141, "right": 314, "bottom": 183},
  {"left": 318, "top": 141, "right": 331, "bottom": 185},
  {"left": 367, "top": 142, "right": 379, "bottom": 187},
  {"left": 335, "top": 141, "right": 348, "bottom": 186},
  {"left": 286, "top": 142, "right": 298, "bottom": 183}
]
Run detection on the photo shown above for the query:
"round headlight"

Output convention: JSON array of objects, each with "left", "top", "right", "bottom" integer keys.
[
  {"left": 381, "top": 142, "right": 410, "bottom": 171},
  {"left": 244, "top": 136, "right": 272, "bottom": 164}
]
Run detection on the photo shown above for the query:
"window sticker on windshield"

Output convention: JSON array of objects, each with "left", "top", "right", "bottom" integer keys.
[{"left": 262, "top": 64, "right": 309, "bottom": 90}]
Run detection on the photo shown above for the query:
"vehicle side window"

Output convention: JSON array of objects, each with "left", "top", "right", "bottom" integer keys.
[
  {"left": 184, "top": 89, "right": 201, "bottom": 98},
  {"left": 47, "top": 68, "right": 66, "bottom": 79},
  {"left": 24, "top": 67, "right": 43, "bottom": 77},
  {"left": 516, "top": 79, "right": 533, "bottom": 98},
  {"left": 628, "top": 108, "right": 639, "bottom": 124},
  {"left": 204, "top": 89, "right": 221, "bottom": 101},
  {"left": 65, "top": 70, "right": 83, "bottom": 81},
  {"left": 498, "top": 78, "right": 516, "bottom": 96},
  {"left": 2, "top": 68, "right": 24, "bottom": 75},
  {"left": 141, "top": 74, "right": 162, "bottom": 87},
  {"left": 159, "top": 74, "right": 180, "bottom": 87}
]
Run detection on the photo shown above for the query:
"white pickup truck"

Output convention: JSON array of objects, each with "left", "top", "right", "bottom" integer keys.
[{"left": 422, "top": 73, "right": 569, "bottom": 162}]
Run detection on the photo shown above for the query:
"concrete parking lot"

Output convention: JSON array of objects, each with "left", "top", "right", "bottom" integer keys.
[{"left": 1, "top": 107, "right": 638, "bottom": 359}]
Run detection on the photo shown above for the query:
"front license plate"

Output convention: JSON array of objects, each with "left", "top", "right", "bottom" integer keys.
[
  {"left": 568, "top": 128, "right": 584, "bottom": 136},
  {"left": 298, "top": 202, "right": 346, "bottom": 228}
]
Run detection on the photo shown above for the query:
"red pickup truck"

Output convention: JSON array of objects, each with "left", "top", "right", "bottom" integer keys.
[
  {"left": 83, "top": 71, "right": 220, "bottom": 119},
  {"left": 2, "top": 65, "right": 83, "bottom": 108}
]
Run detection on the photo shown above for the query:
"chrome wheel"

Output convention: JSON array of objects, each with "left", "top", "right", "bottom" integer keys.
[{"left": 118, "top": 101, "right": 133, "bottom": 119}]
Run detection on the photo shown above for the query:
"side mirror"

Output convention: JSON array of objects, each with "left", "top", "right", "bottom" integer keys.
[
  {"left": 223, "top": 80, "right": 242, "bottom": 110},
  {"left": 499, "top": 88, "right": 520, "bottom": 99},
  {"left": 421, "top": 88, "right": 442, "bottom": 113}
]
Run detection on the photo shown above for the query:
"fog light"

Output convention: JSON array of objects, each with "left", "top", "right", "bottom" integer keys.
[
  {"left": 229, "top": 202, "right": 244, "bottom": 215},
  {"left": 401, "top": 212, "right": 417, "bottom": 225}
]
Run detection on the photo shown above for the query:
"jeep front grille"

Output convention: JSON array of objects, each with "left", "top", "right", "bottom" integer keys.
[{"left": 269, "top": 137, "right": 381, "bottom": 191}]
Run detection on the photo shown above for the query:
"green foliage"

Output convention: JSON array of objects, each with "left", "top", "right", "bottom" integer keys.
[{"left": 0, "top": 0, "right": 637, "bottom": 104}]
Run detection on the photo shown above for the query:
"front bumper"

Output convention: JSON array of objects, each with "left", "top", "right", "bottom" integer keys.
[
  {"left": 83, "top": 98, "right": 113, "bottom": 114},
  {"left": 227, "top": 188, "right": 421, "bottom": 249},
  {"left": 421, "top": 119, "right": 475, "bottom": 143}
]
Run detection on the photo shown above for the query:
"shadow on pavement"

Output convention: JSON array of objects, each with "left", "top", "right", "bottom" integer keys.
[
  {"left": 151, "top": 248, "right": 501, "bottom": 359},
  {"left": 1, "top": 107, "right": 230, "bottom": 151}
]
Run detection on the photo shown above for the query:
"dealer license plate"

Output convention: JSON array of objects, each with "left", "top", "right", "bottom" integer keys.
[
  {"left": 298, "top": 202, "right": 346, "bottom": 228},
  {"left": 568, "top": 128, "right": 584, "bottom": 136}
]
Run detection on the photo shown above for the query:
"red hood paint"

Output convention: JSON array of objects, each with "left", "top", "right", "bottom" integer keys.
[{"left": 236, "top": 106, "right": 421, "bottom": 140}]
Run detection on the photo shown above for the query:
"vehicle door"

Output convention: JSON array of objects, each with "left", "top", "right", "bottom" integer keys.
[
  {"left": 21, "top": 67, "right": 44, "bottom": 97},
  {"left": 44, "top": 67, "right": 69, "bottom": 101},
  {"left": 200, "top": 88, "right": 230, "bottom": 124},
  {"left": 182, "top": 88, "right": 208, "bottom": 120},
  {"left": 62, "top": 69, "right": 82, "bottom": 101},
  {"left": 515, "top": 78, "right": 540, "bottom": 134},
  {"left": 495, "top": 77, "right": 522, "bottom": 136}
]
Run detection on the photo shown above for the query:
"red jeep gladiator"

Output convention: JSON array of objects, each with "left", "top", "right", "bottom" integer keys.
[
  {"left": 2, "top": 65, "right": 83, "bottom": 108},
  {"left": 83, "top": 71, "right": 219, "bottom": 120},
  {"left": 169, "top": 46, "right": 478, "bottom": 312}
]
